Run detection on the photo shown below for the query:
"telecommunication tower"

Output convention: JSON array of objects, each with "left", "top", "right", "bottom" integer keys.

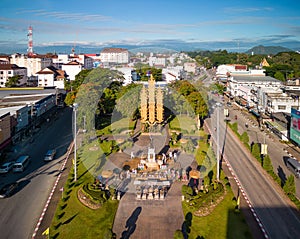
[{"left": 27, "top": 26, "right": 33, "bottom": 56}]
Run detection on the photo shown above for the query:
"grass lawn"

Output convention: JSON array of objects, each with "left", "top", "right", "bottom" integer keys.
[
  {"left": 97, "top": 117, "right": 136, "bottom": 135},
  {"left": 182, "top": 184, "right": 252, "bottom": 239},
  {"left": 50, "top": 141, "right": 119, "bottom": 239},
  {"left": 169, "top": 115, "right": 198, "bottom": 134}
]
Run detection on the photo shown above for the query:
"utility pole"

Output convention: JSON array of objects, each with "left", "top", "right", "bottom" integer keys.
[
  {"left": 216, "top": 102, "right": 221, "bottom": 181},
  {"left": 73, "top": 103, "right": 78, "bottom": 181}
]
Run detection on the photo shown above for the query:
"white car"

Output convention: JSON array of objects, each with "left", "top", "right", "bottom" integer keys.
[
  {"left": 0, "top": 162, "right": 15, "bottom": 174},
  {"left": 44, "top": 149, "right": 56, "bottom": 161}
]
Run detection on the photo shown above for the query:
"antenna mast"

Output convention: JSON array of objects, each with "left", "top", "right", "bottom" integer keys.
[{"left": 27, "top": 26, "right": 33, "bottom": 56}]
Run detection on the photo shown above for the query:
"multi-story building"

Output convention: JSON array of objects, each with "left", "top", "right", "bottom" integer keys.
[
  {"left": 100, "top": 48, "right": 129, "bottom": 64},
  {"left": 61, "top": 61, "right": 83, "bottom": 81},
  {"left": 10, "top": 54, "right": 52, "bottom": 77},
  {"left": 0, "top": 64, "right": 27, "bottom": 87},
  {"left": 52, "top": 54, "right": 93, "bottom": 70},
  {"left": 265, "top": 92, "right": 300, "bottom": 114},
  {"left": 36, "top": 65, "right": 67, "bottom": 88},
  {"left": 149, "top": 56, "right": 166, "bottom": 67},
  {"left": 184, "top": 62, "right": 197, "bottom": 74},
  {"left": 0, "top": 112, "right": 11, "bottom": 150}
]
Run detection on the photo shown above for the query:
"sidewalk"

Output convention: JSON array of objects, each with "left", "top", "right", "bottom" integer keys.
[{"left": 226, "top": 101, "right": 300, "bottom": 199}]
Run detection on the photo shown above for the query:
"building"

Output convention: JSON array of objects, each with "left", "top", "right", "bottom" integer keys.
[
  {"left": 265, "top": 92, "right": 299, "bottom": 114},
  {"left": 53, "top": 54, "right": 93, "bottom": 70},
  {"left": 184, "top": 62, "right": 197, "bottom": 74},
  {"left": 0, "top": 64, "right": 27, "bottom": 87},
  {"left": 61, "top": 61, "right": 83, "bottom": 81},
  {"left": 114, "top": 67, "right": 135, "bottom": 85},
  {"left": 0, "top": 112, "right": 12, "bottom": 150},
  {"left": 162, "top": 66, "right": 183, "bottom": 83},
  {"left": 100, "top": 48, "right": 129, "bottom": 64},
  {"left": 149, "top": 56, "right": 166, "bottom": 67},
  {"left": 10, "top": 54, "right": 52, "bottom": 77},
  {"left": 36, "top": 65, "right": 67, "bottom": 88},
  {"left": 228, "top": 75, "right": 282, "bottom": 98},
  {"left": 0, "top": 55, "right": 10, "bottom": 64}
]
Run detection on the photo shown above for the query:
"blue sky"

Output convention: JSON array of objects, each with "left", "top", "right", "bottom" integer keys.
[{"left": 0, "top": 0, "right": 300, "bottom": 51}]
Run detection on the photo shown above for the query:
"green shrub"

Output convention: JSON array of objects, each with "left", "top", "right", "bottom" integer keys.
[
  {"left": 240, "top": 132, "right": 249, "bottom": 146},
  {"left": 283, "top": 175, "right": 295, "bottom": 195},
  {"left": 251, "top": 143, "right": 261, "bottom": 164},
  {"left": 262, "top": 155, "right": 273, "bottom": 173}
]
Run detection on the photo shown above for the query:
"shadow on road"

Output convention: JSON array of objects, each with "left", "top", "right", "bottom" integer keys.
[{"left": 121, "top": 207, "right": 142, "bottom": 239}]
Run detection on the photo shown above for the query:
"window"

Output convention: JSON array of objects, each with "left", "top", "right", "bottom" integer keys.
[
  {"left": 8, "top": 71, "right": 11, "bottom": 74},
  {"left": 278, "top": 105, "right": 286, "bottom": 110}
]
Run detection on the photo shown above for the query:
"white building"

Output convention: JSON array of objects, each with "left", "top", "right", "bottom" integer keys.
[
  {"left": 10, "top": 54, "right": 52, "bottom": 77},
  {"left": 100, "top": 48, "right": 129, "bottom": 64},
  {"left": 228, "top": 75, "right": 282, "bottom": 98},
  {"left": 162, "top": 66, "right": 183, "bottom": 83},
  {"left": 265, "top": 92, "right": 299, "bottom": 114},
  {"left": 36, "top": 66, "right": 66, "bottom": 88},
  {"left": 149, "top": 56, "right": 166, "bottom": 67},
  {"left": 184, "top": 62, "right": 197, "bottom": 74},
  {"left": 62, "top": 61, "right": 83, "bottom": 81},
  {"left": 52, "top": 54, "right": 93, "bottom": 70},
  {"left": 114, "top": 67, "right": 134, "bottom": 85},
  {"left": 0, "top": 64, "right": 27, "bottom": 87}
]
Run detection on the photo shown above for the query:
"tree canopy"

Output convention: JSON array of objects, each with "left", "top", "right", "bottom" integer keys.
[{"left": 5, "top": 75, "right": 22, "bottom": 87}]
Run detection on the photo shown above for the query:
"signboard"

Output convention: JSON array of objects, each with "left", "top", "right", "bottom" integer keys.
[{"left": 290, "top": 108, "right": 300, "bottom": 145}]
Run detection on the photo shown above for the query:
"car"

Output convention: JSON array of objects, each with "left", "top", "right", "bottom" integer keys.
[
  {"left": 0, "top": 182, "right": 19, "bottom": 198},
  {"left": 0, "top": 161, "right": 15, "bottom": 174},
  {"left": 44, "top": 149, "right": 56, "bottom": 161}
]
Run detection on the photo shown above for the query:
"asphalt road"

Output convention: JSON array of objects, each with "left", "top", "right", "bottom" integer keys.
[
  {"left": 0, "top": 107, "right": 73, "bottom": 239},
  {"left": 208, "top": 101, "right": 300, "bottom": 239}
]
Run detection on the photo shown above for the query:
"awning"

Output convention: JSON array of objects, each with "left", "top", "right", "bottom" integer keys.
[{"left": 250, "top": 109, "right": 260, "bottom": 117}]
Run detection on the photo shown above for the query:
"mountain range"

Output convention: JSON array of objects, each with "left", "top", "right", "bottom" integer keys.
[{"left": 1, "top": 39, "right": 300, "bottom": 55}]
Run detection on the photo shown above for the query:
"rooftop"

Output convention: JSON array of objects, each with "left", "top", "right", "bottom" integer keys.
[{"left": 101, "top": 48, "right": 128, "bottom": 53}]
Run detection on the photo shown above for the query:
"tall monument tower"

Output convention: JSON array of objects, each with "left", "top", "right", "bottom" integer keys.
[
  {"left": 148, "top": 75, "right": 156, "bottom": 125},
  {"left": 140, "top": 74, "right": 164, "bottom": 127}
]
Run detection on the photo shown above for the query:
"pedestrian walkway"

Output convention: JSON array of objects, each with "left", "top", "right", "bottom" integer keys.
[{"left": 113, "top": 181, "right": 184, "bottom": 239}]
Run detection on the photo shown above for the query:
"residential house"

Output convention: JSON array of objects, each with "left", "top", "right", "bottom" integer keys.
[
  {"left": 62, "top": 61, "right": 83, "bottom": 81},
  {"left": 36, "top": 65, "right": 67, "bottom": 88},
  {"left": 0, "top": 64, "right": 27, "bottom": 87}
]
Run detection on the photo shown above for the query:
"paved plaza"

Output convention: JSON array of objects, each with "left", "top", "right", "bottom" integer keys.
[{"left": 100, "top": 125, "right": 195, "bottom": 238}]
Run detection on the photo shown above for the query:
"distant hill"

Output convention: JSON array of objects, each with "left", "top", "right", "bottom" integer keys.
[{"left": 245, "top": 45, "right": 292, "bottom": 55}]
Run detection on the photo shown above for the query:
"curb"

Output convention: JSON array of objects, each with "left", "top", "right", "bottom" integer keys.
[
  {"left": 205, "top": 122, "right": 269, "bottom": 238},
  {"left": 32, "top": 142, "right": 74, "bottom": 239}
]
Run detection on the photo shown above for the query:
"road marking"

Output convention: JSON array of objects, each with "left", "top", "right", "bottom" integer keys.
[{"left": 32, "top": 142, "right": 74, "bottom": 239}]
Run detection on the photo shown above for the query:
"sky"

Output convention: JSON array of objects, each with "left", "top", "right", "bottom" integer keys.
[{"left": 0, "top": 0, "right": 300, "bottom": 52}]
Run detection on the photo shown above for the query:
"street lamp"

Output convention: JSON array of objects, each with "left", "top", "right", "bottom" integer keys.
[
  {"left": 73, "top": 103, "right": 78, "bottom": 181},
  {"left": 215, "top": 102, "right": 221, "bottom": 181}
]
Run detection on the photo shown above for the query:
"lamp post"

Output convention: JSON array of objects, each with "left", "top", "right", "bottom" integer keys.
[
  {"left": 215, "top": 102, "right": 221, "bottom": 181},
  {"left": 73, "top": 103, "right": 78, "bottom": 181}
]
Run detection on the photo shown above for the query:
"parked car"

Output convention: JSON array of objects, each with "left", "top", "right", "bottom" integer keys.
[
  {"left": 44, "top": 149, "right": 56, "bottom": 162},
  {"left": 0, "top": 182, "right": 19, "bottom": 198},
  {"left": 12, "top": 155, "right": 30, "bottom": 172},
  {"left": 0, "top": 161, "right": 15, "bottom": 174}
]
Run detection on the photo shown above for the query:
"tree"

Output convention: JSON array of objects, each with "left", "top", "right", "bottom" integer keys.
[
  {"left": 5, "top": 75, "right": 22, "bottom": 87},
  {"left": 136, "top": 67, "right": 162, "bottom": 81},
  {"left": 262, "top": 154, "right": 273, "bottom": 173},
  {"left": 115, "top": 84, "right": 142, "bottom": 119},
  {"left": 274, "top": 71, "right": 285, "bottom": 81},
  {"left": 283, "top": 175, "right": 295, "bottom": 195}
]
